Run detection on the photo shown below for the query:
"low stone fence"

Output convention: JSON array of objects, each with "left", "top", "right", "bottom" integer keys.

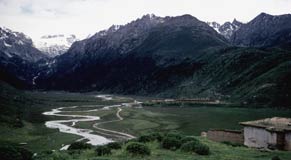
[{"left": 207, "top": 129, "right": 244, "bottom": 144}]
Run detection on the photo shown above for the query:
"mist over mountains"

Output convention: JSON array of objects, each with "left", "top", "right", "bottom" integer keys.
[{"left": 1, "top": 12, "right": 291, "bottom": 107}]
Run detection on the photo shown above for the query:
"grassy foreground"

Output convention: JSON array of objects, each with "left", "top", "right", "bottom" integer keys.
[{"left": 33, "top": 134, "right": 291, "bottom": 160}]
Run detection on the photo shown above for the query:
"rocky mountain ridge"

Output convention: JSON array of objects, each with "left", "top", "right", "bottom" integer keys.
[
  {"left": 1, "top": 12, "right": 291, "bottom": 107},
  {"left": 207, "top": 19, "right": 243, "bottom": 39}
]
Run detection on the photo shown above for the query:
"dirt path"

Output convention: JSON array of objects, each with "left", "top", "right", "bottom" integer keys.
[{"left": 93, "top": 107, "right": 135, "bottom": 139}]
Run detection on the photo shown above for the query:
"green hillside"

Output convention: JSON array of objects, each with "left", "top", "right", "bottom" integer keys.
[{"left": 160, "top": 47, "right": 291, "bottom": 107}]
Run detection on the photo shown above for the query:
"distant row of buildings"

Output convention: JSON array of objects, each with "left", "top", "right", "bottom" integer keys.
[{"left": 151, "top": 98, "right": 221, "bottom": 104}]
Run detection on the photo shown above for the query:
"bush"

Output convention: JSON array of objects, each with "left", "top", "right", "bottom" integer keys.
[
  {"left": 180, "top": 141, "right": 201, "bottom": 152},
  {"left": 95, "top": 146, "right": 111, "bottom": 156},
  {"left": 165, "top": 132, "right": 183, "bottom": 140},
  {"left": 125, "top": 138, "right": 138, "bottom": 144},
  {"left": 181, "top": 136, "right": 199, "bottom": 144},
  {"left": 106, "top": 142, "right": 122, "bottom": 150},
  {"left": 138, "top": 134, "right": 155, "bottom": 143},
  {"left": 37, "top": 151, "right": 71, "bottom": 160},
  {"left": 194, "top": 143, "right": 210, "bottom": 155},
  {"left": 126, "top": 142, "right": 151, "bottom": 156},
  {"left": 0, "top": 145, "right": 33, "bottom": 160},
  {"left": 12, "top": 119, "right": 24, "bottom": 128},
  {"left": 272, "top": 156, "right": 281, "bottom": 160},
  {"left": 16, "top": 147, "right": 33, "bottom": 160},
  {"left": 68, "top": 142, "right": 92, "bottom": 150},
  {"left": 181, "top": 141, "right": 210, "bottom": 155},
  {"left": 0, "top": 145, "right": 22, "bottom": 160},
  {"left": 138, "top": 132, "right": 163, "bottom": 143},
  {"left": 161, "top": 137, "right": 181, "bottom": 150},
  {"left": 150, "top": 132, "right": 163, "bottom": 142}
]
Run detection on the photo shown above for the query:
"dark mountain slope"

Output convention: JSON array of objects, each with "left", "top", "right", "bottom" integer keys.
[
  {"left": 231, "top": 13, "right": 291, "bottom": 47},
  {"left": 0, "top": 27, "right": 48, "bottom": 88},
  {"left": 161, "top": 47, "right": 291, "bottom": 107},
  {"left": 2, "top": 13, "right": 291, "bottom": 107},
  {"left": 36, "top": 14, "right": 227, "bottom": 93}
]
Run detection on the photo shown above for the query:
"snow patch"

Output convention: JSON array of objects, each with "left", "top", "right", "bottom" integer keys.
[
  {"left": 33, "top": 34, "right": 78, "bottom": 57},
  {"left": 4, "top": 41, "right": 11, "bottom": 47},
  {"left": 4, "top": 51, "right": 13, "bottom": 58}
]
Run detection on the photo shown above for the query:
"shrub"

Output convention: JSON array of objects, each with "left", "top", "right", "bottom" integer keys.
[
  {"left": 45, "top": 151, "right": 71, "bottom": 160},
  {"left": 42, "top": 150, "right": 54, "bottom": 155},
  {"left": 272, "top": 156, "right": 281, "bottom": 160},
  {"left": 181, "top": 141, "right": 210, "bottom": 155},
  {"left": 194, "top": 143, "right": 210, "bottom": 155},
  {"left": 12, "top": 119, "right": 24, "bottom": 128},
  {"left": 125, "top": 138, "right": 138, "bottom": 144},
  {"left": 180, "top": 141, "right": 201, "bottom": 152},
  {"left": 181, "top": 136, "right": 199, "bottom": 144},
  {"left": 138, "top": 132, "right": 163, "bottom": 143},
  {"left": 165, "top": 132, "right": 183, "bottom": 140},
  {"left": 106, "top": 142, "right": 122, "bottom": 150},
  {"left": 126, "top": 142, "right": 150, "bottom": 156},
  {"left": 0, "top": 145, "right": 22, "bottom": 160},
  {"left": 0, "top": 145, "right": 33, "bottom": 160},
  {"left": 150, "top": 132, "right": 163, "bottom": 142},
  {"left": 68, "top": 142, "right": 92, "bottom": 150},
  {"left": 90, "top": 158, "right": 110, "bottom": 160},
  {"left": 16, "top": 147, "right": 33, "bottom": 160},
  {"left": 95, "top": 146, "right": 111, "bottom": 156},
  {"left": 138, "top": 134, "right": 155, "bottom": 143},
  {"left": 161, "top": 137, "right": 181, "bottom": 150}
]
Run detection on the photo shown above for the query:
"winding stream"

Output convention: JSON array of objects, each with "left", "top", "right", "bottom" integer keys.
[{"left": 42, "top": 95, "right": 138, "bottom": 150}]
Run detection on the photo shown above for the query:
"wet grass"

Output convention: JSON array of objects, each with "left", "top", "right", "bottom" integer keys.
[
  {"left": 98, "top": 106, "right": 291, "bottom": 136},
  {"left": 0, "top": 122, "right": 79, "bottom": 152}
]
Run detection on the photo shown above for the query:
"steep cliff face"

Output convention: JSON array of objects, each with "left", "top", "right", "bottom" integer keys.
[
  {"left": 0, "top": 27, "right": 46, "bottom": 62},
  {"left": 0, "top": 27, "right": 47, "bottom": 88}
]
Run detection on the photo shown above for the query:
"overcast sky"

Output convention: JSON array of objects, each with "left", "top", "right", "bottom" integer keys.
[{"left": 0, "top": 0, "right": 290, "bottom": 40}]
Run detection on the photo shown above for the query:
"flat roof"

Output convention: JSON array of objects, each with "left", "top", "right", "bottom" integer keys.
[{"left": 240, "top": 117, "right": 291, "bottom": 132}]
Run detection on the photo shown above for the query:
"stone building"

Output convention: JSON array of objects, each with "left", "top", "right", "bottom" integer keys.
[
  {"left": 240, "top": 117, "right": 291, "bottom": 151},
  {"left": 207, "top": 129, "right": 244, "bottom": 144}
]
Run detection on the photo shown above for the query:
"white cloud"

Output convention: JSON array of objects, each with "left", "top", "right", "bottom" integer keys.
[{"left": 0, "top": 0, "right": 290, "bottom": 40}]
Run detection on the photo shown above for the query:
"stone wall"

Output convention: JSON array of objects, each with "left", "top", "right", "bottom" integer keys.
[
  {"left": 285, "top": 132, "right": 291, "bottom": 151},
  {"left": 207, "top": 129, "right": 243, "bottom": 144},
  {"left": 243, "top": 126, "right": 277, "bottom": 149}
]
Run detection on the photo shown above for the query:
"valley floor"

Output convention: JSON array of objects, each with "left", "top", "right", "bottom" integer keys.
[{"left": 1, "top": 91, "right": 291, "bottom": 159}]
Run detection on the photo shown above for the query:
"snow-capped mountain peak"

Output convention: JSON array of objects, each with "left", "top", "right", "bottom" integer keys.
[
  {"left": 34, "top": 34, "right": 78, "bottom": 57},
  {"left": 207, "top": 22, "right": 221, "bottom": 32},
  {"left": 0, "top": 26, "right": 46, "bottom": 62},
  {"left": 207, "top": 19, "right": 243, "bottom": 39}
]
